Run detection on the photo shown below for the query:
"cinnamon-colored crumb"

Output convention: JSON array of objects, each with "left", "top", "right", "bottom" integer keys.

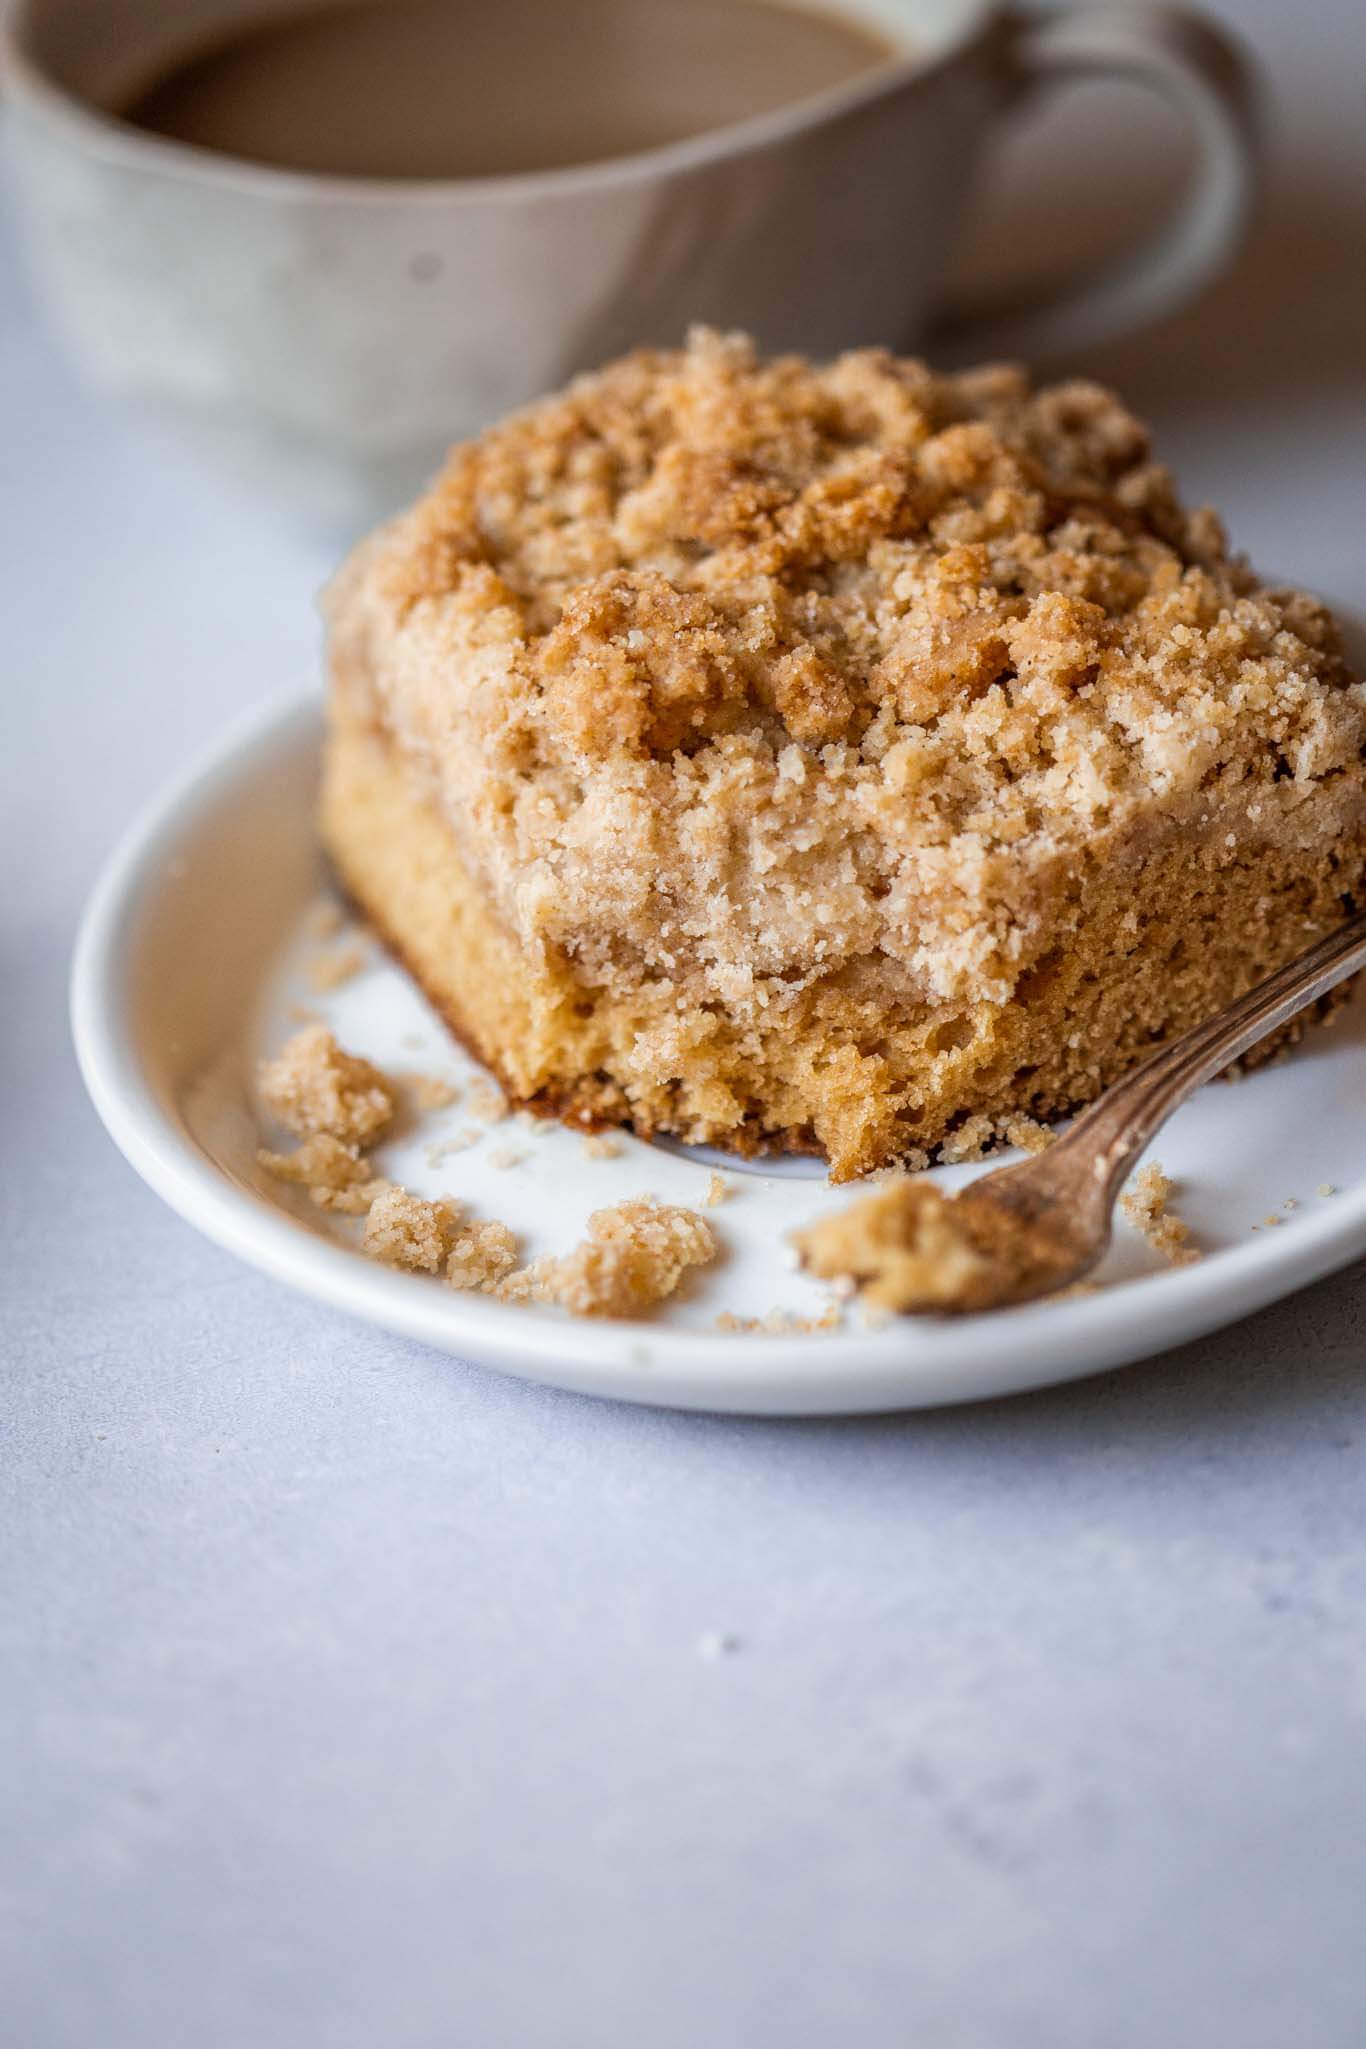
[
  {"left": 1003, "top": 1115, "right": 1056, "bottom": 1156},
  {"left": 502, "top": 1198, "right": 716, "bottom": 1317},
  {"left": 940, "top": 1112, "right": 1054, "bottom": 1165},
  {"left": 939, "top": 1116, "right": 1000, "bottom": 1166},
  {"left": 445, "top": 1218, "right": 519, "bottom": 1292},
  {"left": 1119, "top": 1162, "right": 1198, "bottom": 1265},
  {"left": 581, "top": 1131, "right": 623, "bottom": 1160},
  {"left": 257, "top": 1134, "right": 390, "bottom": 1214},
  {"left": 360, "top": 1183, "right": 520, "bottom": 1288},
  {"left": 363, "top": 1185, "right": 463, "bottom": 1272},
  {"left": 258, "top": 1025, "right": 395, "bottom": 1146},
  {"left": 859, "top": 1153, "right": 931, "bottom": 1188},
  {"left": 702, "top": 1170, "right": 731, "bottom": 1207}
]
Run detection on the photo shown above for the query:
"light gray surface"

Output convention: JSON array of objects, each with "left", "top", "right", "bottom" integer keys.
[{"left": 4, "top": 2, "right": 1366, "bottom": 2040}]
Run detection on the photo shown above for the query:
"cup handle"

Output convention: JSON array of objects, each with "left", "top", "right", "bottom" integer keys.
[{"left": 931, "top": 4, "right": 1263, "bottom": 363}]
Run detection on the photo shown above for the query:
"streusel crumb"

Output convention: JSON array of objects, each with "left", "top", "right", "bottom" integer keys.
[
  {"left": 258, "top": 1134, "right": 390, "bottom": 1214},
  {"left": 702, "top": 1171, "right": 731, "bottom": 1206},
  {"left": 446, "top": 1218, "right": 519, "bottom": 1292},
  {"left": 939, "top": 1116, "right": 1001, "bottom": 1166},
  {"left": 581, "top": 1131, "right": 623, "bottom": 1160},
  {"left": 363, "top": 1186, "right": 462, "bottom": 1272},
  {"left": 502, "top": 1199, "right": 716, "bottom": 1317},
  {"left": 1119, "top": 1162, "right": 1197, "bottom": 1265},
  {"left": 258, "top": 1026, "right": 395, "bottom": 1146},
  {"left": 1003, "top": 1115, "right": 1056, "bottom": 1156}
]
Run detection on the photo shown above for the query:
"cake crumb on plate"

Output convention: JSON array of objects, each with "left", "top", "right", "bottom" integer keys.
[
  {"left": 257, "top": 1135, "right": 390, "bottom": 1214},
  {"left": 258, "top": 1025, "right": 395, "bottom": 1146},
  {"left": 445, "top": 1218, "right": 519, "bottom": 1293},
  {"left": 364, "top": 1186, "right": 463, "bottom": 1272},
  {"left": 1119, "top": 1162, "right": 1198, "bottom": 1265},
  {"left": 501, "top": 1199, "right": 715, "bottom": 1318}
]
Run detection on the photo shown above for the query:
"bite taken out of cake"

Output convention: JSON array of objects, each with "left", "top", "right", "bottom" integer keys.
[{"left": 320, "top": 329, "right": 1366, "bottom": 1182}]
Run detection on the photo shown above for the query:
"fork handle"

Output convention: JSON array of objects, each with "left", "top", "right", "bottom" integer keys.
[{"left": 1039, "top": 906, "right": 1366, "bottom": 1210}]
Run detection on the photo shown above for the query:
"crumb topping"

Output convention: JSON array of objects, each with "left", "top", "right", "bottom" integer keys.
[
  {"left": 259, "top": 1025, "right": 396, "bottom": 1145},
  {"left": 258, "top": 1134, "right": 390, "bottom": 1215},
  {"left": 364, "top": 1185, "right": 462, "bottom": 1271},
  {"left": 446, "top": 1217, "right": 519, "bottom": 1292},
  {"left": 330, "top": 328, "right": 1365, "bottom": 1021},
  {"left": 1119, "top": 1161, "right": 1197, "bottom": 1264},
  {"left": 501, "top": 1198, "right": 716, "bottom": 1317}
]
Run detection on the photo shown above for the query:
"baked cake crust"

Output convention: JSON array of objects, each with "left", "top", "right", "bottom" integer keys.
[{"left": 321, "top": 330, "right": 1366, "bottom": 1179}]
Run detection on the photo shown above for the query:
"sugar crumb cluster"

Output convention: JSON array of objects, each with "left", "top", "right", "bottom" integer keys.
[{"left": 256, "top": 1026, "right": 716, "bottom": 1319}]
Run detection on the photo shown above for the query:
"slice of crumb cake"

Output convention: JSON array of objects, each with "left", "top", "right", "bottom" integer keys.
[{"left": 320, "top": 329, "right": 1366, "bottom": 1181}]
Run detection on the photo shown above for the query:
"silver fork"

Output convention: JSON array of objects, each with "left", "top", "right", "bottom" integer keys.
[{"left": 927, "top": 907, "right": 1366, "bottom": 1309}]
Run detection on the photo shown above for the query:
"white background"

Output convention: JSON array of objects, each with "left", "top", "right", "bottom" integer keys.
[{"left": 4, "top": 2, "right": 1366, "bottom": 2043}]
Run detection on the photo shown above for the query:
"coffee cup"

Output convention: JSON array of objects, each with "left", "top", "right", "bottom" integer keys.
[{"left": 2, "top": 0, "right": 1261, "bottom": 530}]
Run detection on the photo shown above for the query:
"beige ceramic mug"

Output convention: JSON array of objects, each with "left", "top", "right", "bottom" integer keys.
[{"left": 3, "top": 0, "right": 1260, "bottom": 530}]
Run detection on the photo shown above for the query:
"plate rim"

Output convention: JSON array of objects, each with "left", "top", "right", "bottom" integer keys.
[{"left": 69, "top": 687, "right": 1366, "bottom": 1414}]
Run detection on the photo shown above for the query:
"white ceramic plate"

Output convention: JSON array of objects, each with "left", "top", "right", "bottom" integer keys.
[{"left": 72, "top": 688, "right": 1366, "bottom": 1415}]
